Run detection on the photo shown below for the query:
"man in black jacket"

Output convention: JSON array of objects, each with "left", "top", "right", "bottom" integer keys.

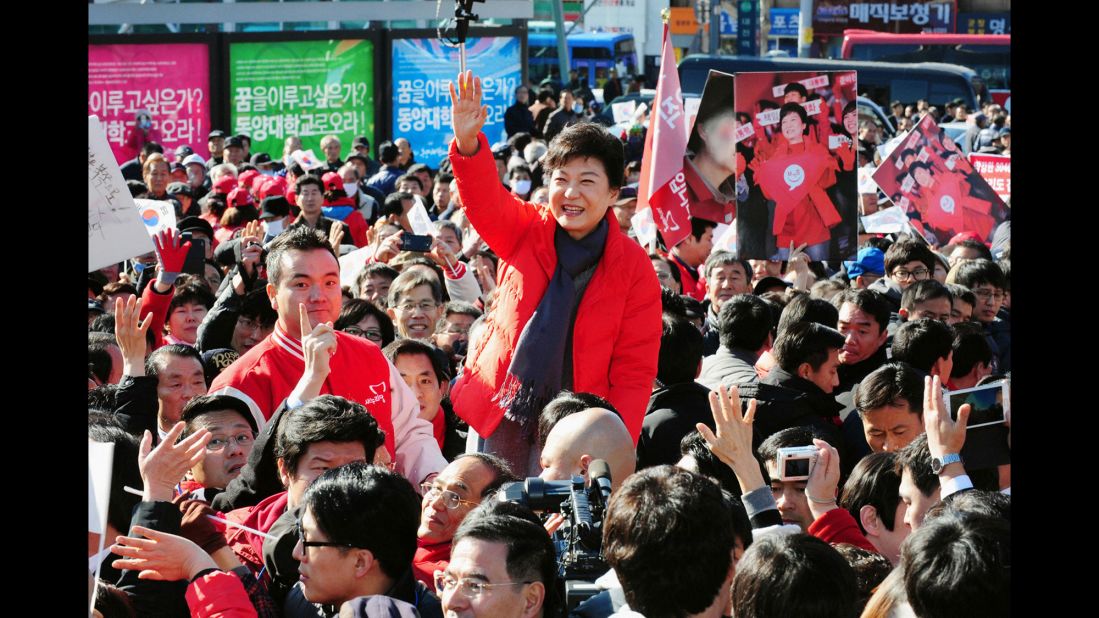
[
  {"left": 697, "top": 294, "right": 771, "bottom": 392},
  {"left": 833, "top": 288, "right": 891, "bottom": 395},
  {"left": 503, "top": 85, "right": 535, "bottom": 138}
]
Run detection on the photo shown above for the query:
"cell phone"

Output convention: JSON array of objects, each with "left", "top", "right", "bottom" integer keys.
[
  {"left": 943, "top": 381, "right": 1008, "bottom": 429},
  {"left": 180, "top": 231, "right": 207, "bottom": 276},
  {"left": 400, "top": 233, "right": 434, "bottom": 253},
  {"left": 777, "top": 446, "right": 818, "bottom": 482}
]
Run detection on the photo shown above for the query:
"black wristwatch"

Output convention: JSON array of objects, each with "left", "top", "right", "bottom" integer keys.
[{"left": 931, "top": 452, "right": 963, "bottom": 474}]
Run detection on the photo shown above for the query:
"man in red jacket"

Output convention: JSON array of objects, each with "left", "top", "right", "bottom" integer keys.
[
  {"left": 448, "top": 70, "right": 661, "bottom": 476},
  {"left": 666, "top": 217, "right": 716, "bottom": 301}
]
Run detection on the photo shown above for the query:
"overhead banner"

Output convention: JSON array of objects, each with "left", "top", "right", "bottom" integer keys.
[
  {"left": 813, "top": 1, "right": 956, "bottom": 36},
  {"left": 732, "top": 71, "right": 859, "bottom": 261},
  {"left": 390, "top": 36, "right": 521, "bottom": 163},
  {"left": 229, "top": 38, "right": 375, "bottom": 162},
  {"left": 88, "top": 43, "right": 212, "bottom": 165},
  {"left": 870, "top": 114, "right": 1008, "bottom": 246}
]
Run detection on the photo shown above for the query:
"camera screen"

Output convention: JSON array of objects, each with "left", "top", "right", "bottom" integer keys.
[
  {"left": 784, "top": 457, "right": 810, "bottom": 478},
  {"left": 947, "top": 382, "right": 1006, "bottom": 429}
]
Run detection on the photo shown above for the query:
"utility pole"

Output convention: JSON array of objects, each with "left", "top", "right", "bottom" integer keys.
[{"left": 551, "top": 0, "right": 572, "bottom": 86}]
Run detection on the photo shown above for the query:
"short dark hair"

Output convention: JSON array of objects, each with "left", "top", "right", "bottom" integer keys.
[
  {"left": 387, "top": 269, "right": 443, "bottom": 307},
  {"left": 454, "top": 452, "right": 520, "bottom": 498},
  {"left": 891, "top": 319, "right": 953, "bottom": 373},
  {"left": 444, "top": 300, "right": 482, "bottom": 321},
  {"left": 335, "top": 298, "right": 395, "bottom": 347},
  {"left": 357, "top": 263, "right": 401, "bottom": 299},
  {"left": 854, "top": 361, "right": 925, "bottom": 417},
  {"left": 901, "top": 512, "right": 1010, "bottom": 618},
  {"left": 265, "top": 226, "right": 339, "bottom": 288},
  {"left": 783, "top": 82, "right": 809, "bottom": 99},
  {"left": 953, "top": 259, "right": 1005, "bottom": 291},
  {"left": 833, "top": 288, "right": 891, "bottom": 334},
  {"left": 884, "top": 238, "right": 936, "bottom": 275},
  {"left": 718, "top": 294, "right": 772, "bottom": 351},
  {"left": 732, "top": 533, "right": 858, "bottom": 618},
  {"left": 294, "top": 173, "right": 323, "bottom": 194},
  {"left": 453, "top": 511, "right": 558, "bottom": 615},
  {"left": 88, "top": 332, "right": 119, "bottom": 384},
  {"left": 926, "top": 488, "right": 1010, "bottom": 523},
  {"left": 758, "top": 425, "right": 838, "bottom": 466},
  {"left": 680, "top": 431, "right": 740, "bottom": 495},
  {"left": 900, "top": 279, "right": 953, "bottom": 313},
  {"left": 690, "top": 217, "right": 717, "bottom": 240},
  {"left": 239, "top": 287, "right": 278, "bottom": 326},
  {"left": 88, "top": 384, "right": 119, "bottom": 412},
  {"left": 955, "top": 238, "right": 993, "bottom": 262},
  {"left": 702, "top": 250, "right": 752, "bottom": 282},
  {"left": 658, "top": 313, "right": 704, "bottom": 385},
  {"left": 302, "top": 463, "right": 420, "bottom": 579},
  {"left": 181, "top": 394, "right": 257, "bottom": 436},
  {"left": 946, "top": 283, "right": 976, "bottom": 309},
  {"left": 167, "top": 281, "right": 216, "bottom": 317},
  {"left": 394, "top": 173, "right": 423, "bottom": 191},
  {"left": 950, "top": 322, "right": 993, "bottom": 378},
  {"left": 382, "top": 338, "right": 451, "bottom": 383},
  {"left": 778, "top": 102, "right": 810, "bottom": 132},
  {"left": 378, "top": 141, "right": 399, "bottom": 164},
  {"left": 274, "top": 395, "right": 384, "bottom": 476},
  {"left": 777, "top": 294, "right": 839, "bottom": 337},
  {"left": 771, "top": 322, "right": 846, "bottom": 373},
  {"left": 839, "top": 452, "right": 902, "bottom": 534},
  {"left": 834, "top": 543, "right": 894, "bottom": 610},
  {"left": 145, "top": 343, "right": 203, "bottom": 378},
  {"left": 542, "top": 122, "right": 625, "bottom": 188},
  {"left": 893, "top": 432, "right": 938, "bottom": 496},
  {"left": 537, "top": 390, "right": 619, "bottom": 449},
  {"left": 604, "top": 466, "right": 735, "bottom": 617}
]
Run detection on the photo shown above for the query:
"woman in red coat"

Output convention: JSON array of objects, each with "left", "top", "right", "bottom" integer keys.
[{"left": 447, "top": 71, "right": 662, "bottom": 475}]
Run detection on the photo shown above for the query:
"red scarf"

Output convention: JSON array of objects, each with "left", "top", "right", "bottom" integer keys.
[{"left": 755, "top": 140, "right": 841, "bottom": 237}]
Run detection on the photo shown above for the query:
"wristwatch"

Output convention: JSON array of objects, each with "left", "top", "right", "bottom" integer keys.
[{"left": 931, "top": 452, "right": 963, "bottom": 474}]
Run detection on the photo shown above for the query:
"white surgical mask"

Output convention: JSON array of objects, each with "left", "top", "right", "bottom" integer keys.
[
  {"left": 263, "top": 218, "right": 284, "bottom": 237},
  {"left": 344, "top": 182, "right": 358, "bottom": 197},
  {"left": 512, "top": 179, "right": 532, "bottom": 195},
  {"left": 572, "top": 102, "right": 583, "bottom": 114}
]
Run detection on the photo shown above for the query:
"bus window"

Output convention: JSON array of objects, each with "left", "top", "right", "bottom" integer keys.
[{"left": 889, "top": 79, "right": 927, "bottom": 106}]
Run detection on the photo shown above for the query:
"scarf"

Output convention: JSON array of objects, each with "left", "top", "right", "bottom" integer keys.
[{"left": 494, "top": 219, "right": 609, "bottom": 435}]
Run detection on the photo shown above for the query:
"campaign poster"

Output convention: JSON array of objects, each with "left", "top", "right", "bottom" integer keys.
[
  {"left": 88, "top": 43, "right": 212, "bottom": 165},
  {"left": 684, "top": 70, "right": 738, "bottom": 227},
  {"left": 871, "top": 114, "right": 1007, "bottom": 247},
  {"left": 229, "top": 39, "right": 375, "bottom": 162},
  {"left": 391, "top": 36, "right": 521, "bottom": 163},
  {"left": 732, "top": 71, "right": 859, "bottom": 261},
  {"left": 967, "top": 153, "right": 1010, "bottom": 203}
]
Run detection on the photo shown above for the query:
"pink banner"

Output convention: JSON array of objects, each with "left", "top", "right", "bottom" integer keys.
[
  {"left": 967, "top": 154, "right": 1010, "bottom": 202},
  {"left": 88, "top": 43, "right": 211, "bottom": 165}
]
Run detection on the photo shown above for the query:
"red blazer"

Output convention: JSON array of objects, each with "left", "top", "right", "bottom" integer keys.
[{"left": 448, "top": 133, "right": 663, "bottom": 443}]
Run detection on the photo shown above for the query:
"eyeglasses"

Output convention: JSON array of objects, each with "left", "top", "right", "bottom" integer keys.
[
  {"left": 892, "top": 267, "right": 929, "bottom": 281},
  {"left": 420, "top": 482, "right": 479, "bottom": 510},
  {"left": 434, "top": 571, "right": 532, "bottom": 598},
  {"left": 236, "top": 317, "right": 272, "bottom": 334},
  {"left": 395, "top": 301, "right": 439, "bottom": 314},
  {"left": 296, "top": 520, "right": 357, "bottom": 550},
  {"left": 205, "top": 433, "right": 254, "bottom": 452},
  {"left": 342, "top": 326, "right": 384, "bottom": 342},
  {"left": 972, "top": 288, "right": 1005, "bottom": 302}
]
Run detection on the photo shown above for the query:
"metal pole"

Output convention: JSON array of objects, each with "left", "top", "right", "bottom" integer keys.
[
  {"left": 797, "top": 0, "right": 813, "bottom": 57},
  {"left": 551, "top": 0, "right": 571, "bottom": 87}
]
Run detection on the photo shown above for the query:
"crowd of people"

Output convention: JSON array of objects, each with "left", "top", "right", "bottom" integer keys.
[{"left": 88, "top": 67, "right": 1011, "bottom": 618}]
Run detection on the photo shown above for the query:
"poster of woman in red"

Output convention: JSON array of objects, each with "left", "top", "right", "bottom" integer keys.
[
  {"left": 871, "top": 113, "right": 1007, "bottom": 246},
  {"left": 732, "top": 71, "right": 858, "bottom": 261}
]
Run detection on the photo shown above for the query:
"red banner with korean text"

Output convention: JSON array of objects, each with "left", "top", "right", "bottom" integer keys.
[
  {"left": 967, "top": 154, "right": 1010, "bottom": 203},
  {"left": 637, "top": 25, "right": 691, "bottom": 248}
]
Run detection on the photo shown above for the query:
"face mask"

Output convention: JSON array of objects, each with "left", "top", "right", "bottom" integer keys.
[
  {"left": 138, "top": 117, "right": 151, "bottom": 130},
  {"left": 344, "top": 183, "right": 358, "bottom": 197},
  {"left": 572, "top": 103, "right": 583, "bottom": 114},
  {"left": 264, "top": 218, "right": 284, "bottom": 237},
  {"left": 512, "top": 179, "right": 532, "bottom": 195},
  {"left": 132, "top": 261, "right": 147, "bottom": 275}
]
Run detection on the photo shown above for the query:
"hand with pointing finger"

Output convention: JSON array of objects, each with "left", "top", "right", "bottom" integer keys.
[{"left": 291, "top": 302, "right": 338, "bottom": 404}]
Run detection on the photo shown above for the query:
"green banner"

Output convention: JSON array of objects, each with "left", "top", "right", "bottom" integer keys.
[{"left": 229, "top": 39, "right": 374, "bottom": 162}]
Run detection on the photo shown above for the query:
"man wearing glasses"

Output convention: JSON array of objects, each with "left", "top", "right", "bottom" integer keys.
[
  {"left": 438, "top": 510, "right": 557, "bottom": 618},
  {"left": 413, "top": 454, "right": 517, "bottom": 588},
  {"left": 867, "top": 238, "right": 938, "bottom": 312},
  {"left": 285, "top": 462, "right": 444, "bottom": 617},
  {"left": 386, "top": 270, "right": 446, "bottom": 341},
  {"left": 177, "top": 394, "right": 258, "bottom": 502},
  {"left": 952, "top": 259, "right": 1010, "bottom": 373}
]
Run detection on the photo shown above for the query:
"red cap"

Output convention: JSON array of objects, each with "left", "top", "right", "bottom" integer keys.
[
  {"left": 948, "top": 231, "right": 985, "bottom": 246},
  {"left": 227, "top": 186, "right": 254, "bottom": 208},
  {"left": 238, "top": 170, "right": 261, "bottom": 191},
  {"left": 213, "top": 175, "right": 236, "bottom": 195},
  {"left": 321, "top": 172, "right": 343, "bottom": 192},
  {"left": 258, "top": 176, "right": 288, "bottom": 200}
]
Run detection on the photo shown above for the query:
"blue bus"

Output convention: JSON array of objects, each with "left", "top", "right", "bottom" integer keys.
[{"left": 529, "top": 31, "right": 638, "bottom": 89}]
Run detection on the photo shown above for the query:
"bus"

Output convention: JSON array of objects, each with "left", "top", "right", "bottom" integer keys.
[
  {"left": 529, "top": 31, "right": 638, "bottom": 89},
  {"left": 841, "top": 30, "right": 1010, "bottom": 108}
]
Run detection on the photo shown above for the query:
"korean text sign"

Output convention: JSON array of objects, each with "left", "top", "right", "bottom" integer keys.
[
  {"left": 88, "top": 43, "right": 211, "bottom": 165},
  {"left": 391, "top": 36, "right": 521, "bottom": 162},
  {"left": 813, "top": 1, "right": 955, "bottom": 35},
  {"left": 230, "top": 39, "right": 375, "bottom": 161}
]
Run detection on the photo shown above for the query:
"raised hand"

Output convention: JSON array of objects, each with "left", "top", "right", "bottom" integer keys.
[
  {"left": 300, "top": 302, "right": 337, "bottom": 383},
  {"left": 924, "top": 375, "right": 969, "bottom": 460},
  {"left": 696, "top": 385, "right": 764, "bottom": 494},
  {"left": 138, "top": 422, "right": 211, "bottom": 502},
  {"left": 152, "top": 228, "right": 192, "bottom": 275},
  {"left": 428, "top": 235, "right": 458, "bottom": 271},
  {"left": 115, "top": 295, "right": 151, "bottom": 376},
  {"left": 111, "top": 526, "right": 218, "bottom": 582},
  {"left": 374, "top": 230, "right": 404, "bottom": 264},
  {"left": 328, "top": 223, "right": 345, "bottom": 253},
  {"left": 805, "top": 439, "right": 841, "bottom": 519},
  {"left": 449, "top": 70, "right": 490, "bottom": 155}
]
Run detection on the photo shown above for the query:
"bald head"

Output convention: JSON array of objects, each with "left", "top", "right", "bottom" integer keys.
[{"left": 539, "top": 408, "right": 636, "bottom": 490}]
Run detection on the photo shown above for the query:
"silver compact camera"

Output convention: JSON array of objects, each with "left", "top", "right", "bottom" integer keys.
[{"left": 777, "top": 446, "right": 819, "bottom": 481}]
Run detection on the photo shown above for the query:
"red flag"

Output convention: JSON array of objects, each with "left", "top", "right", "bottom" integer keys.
[{"left": 637, "top": 24, "right": 691, "bottom": 248}]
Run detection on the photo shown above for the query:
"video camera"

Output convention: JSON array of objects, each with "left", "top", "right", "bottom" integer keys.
[{"left": 497, "top": 459, "right": 614, "bottom": 607}]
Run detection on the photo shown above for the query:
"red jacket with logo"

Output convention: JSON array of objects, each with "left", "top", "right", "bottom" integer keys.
[{"left": 448, "top": 133, "right": 663, "bottom": 442}]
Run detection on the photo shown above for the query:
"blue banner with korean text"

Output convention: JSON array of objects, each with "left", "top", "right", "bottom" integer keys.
[{"left": 390, "top": 37, "right": 522, "bottom": 163}]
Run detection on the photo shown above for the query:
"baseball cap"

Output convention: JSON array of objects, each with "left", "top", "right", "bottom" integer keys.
[
  {"left": 88, "top": 299, "right": 106, "bottom": 315},
  {"left": 182, "top": 153, "right": 206, "bottom": 168},
  {"left": 225, "top": 135, "right": 245, "bottom": 149},
  {"left": 321, "top": 172, "right": 343, "bottom": 192},
  {"left": 615, "top": 186, "right": 638, "bottom": 206},
  {"left": 753, "top": 276, "right": 792, "bottom": 296},
  {"left": 227, "top": 187, "right": 254, "bottom": 208},
  {"left": 166, "top": 182, "right": 193, "bottom": 198},
  {"left": 844, "top": 247, "right": 885, "bottom": 279},
  {"left": 208, "top": 129, "right": 226, "bottom": 139},
  {"left": 250, "top": 152, "right": 273, "bottom": 166},
  {"left": 260, "top": 196, "right": 291, "bottom": 220},
  {"left": 213, "top": 175, "right": 237, "bottom": 195},
  {"left": 197, "top": 350, "right": 246, "bottom": 399},
  {"left": 257, "top": 176, "right": 288, "bottom": 200},
  {"left": 177, "top": 216, "right": 215, "bottom": 240},
  {"left": 238, "top": 170, "right": 261, "bottom": 191},
  {"left": 352, "top": 136, "right": 370, "bottom": 149}
]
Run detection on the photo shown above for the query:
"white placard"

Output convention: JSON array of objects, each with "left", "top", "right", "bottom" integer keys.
[
  {"left": 611, "top": 99, "right": 638, "bottom": 124},
  {"left": 858, "top": 166, "right": 878, "bottom": 195},
  {"left": 630, "top": 207, "right": 657, "bottom": 248},
  {"left": 89, "top": 116, "right": 155, "bottom": 272},
  {"left": 713, "top": 220, "right": 738, "bottom": 253},
  {"left": 407, "top": 199, "right": 435, "bottom": 237},
  {"left": 683, "top": 96, "right": 701, "bottom": 135},
  {"left": 132, "top": 199, "right": 176, "bottom": 237},
  {"left": 861, "top": 205, "right": 909, "bottom": 234},
  {"left": 338, "top": 245, "right": 374, "bottom": 289}
]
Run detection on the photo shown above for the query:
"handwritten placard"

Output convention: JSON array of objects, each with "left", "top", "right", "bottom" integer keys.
[{"left": 89, "top": 116, "right": 154, "bottom": 272}]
